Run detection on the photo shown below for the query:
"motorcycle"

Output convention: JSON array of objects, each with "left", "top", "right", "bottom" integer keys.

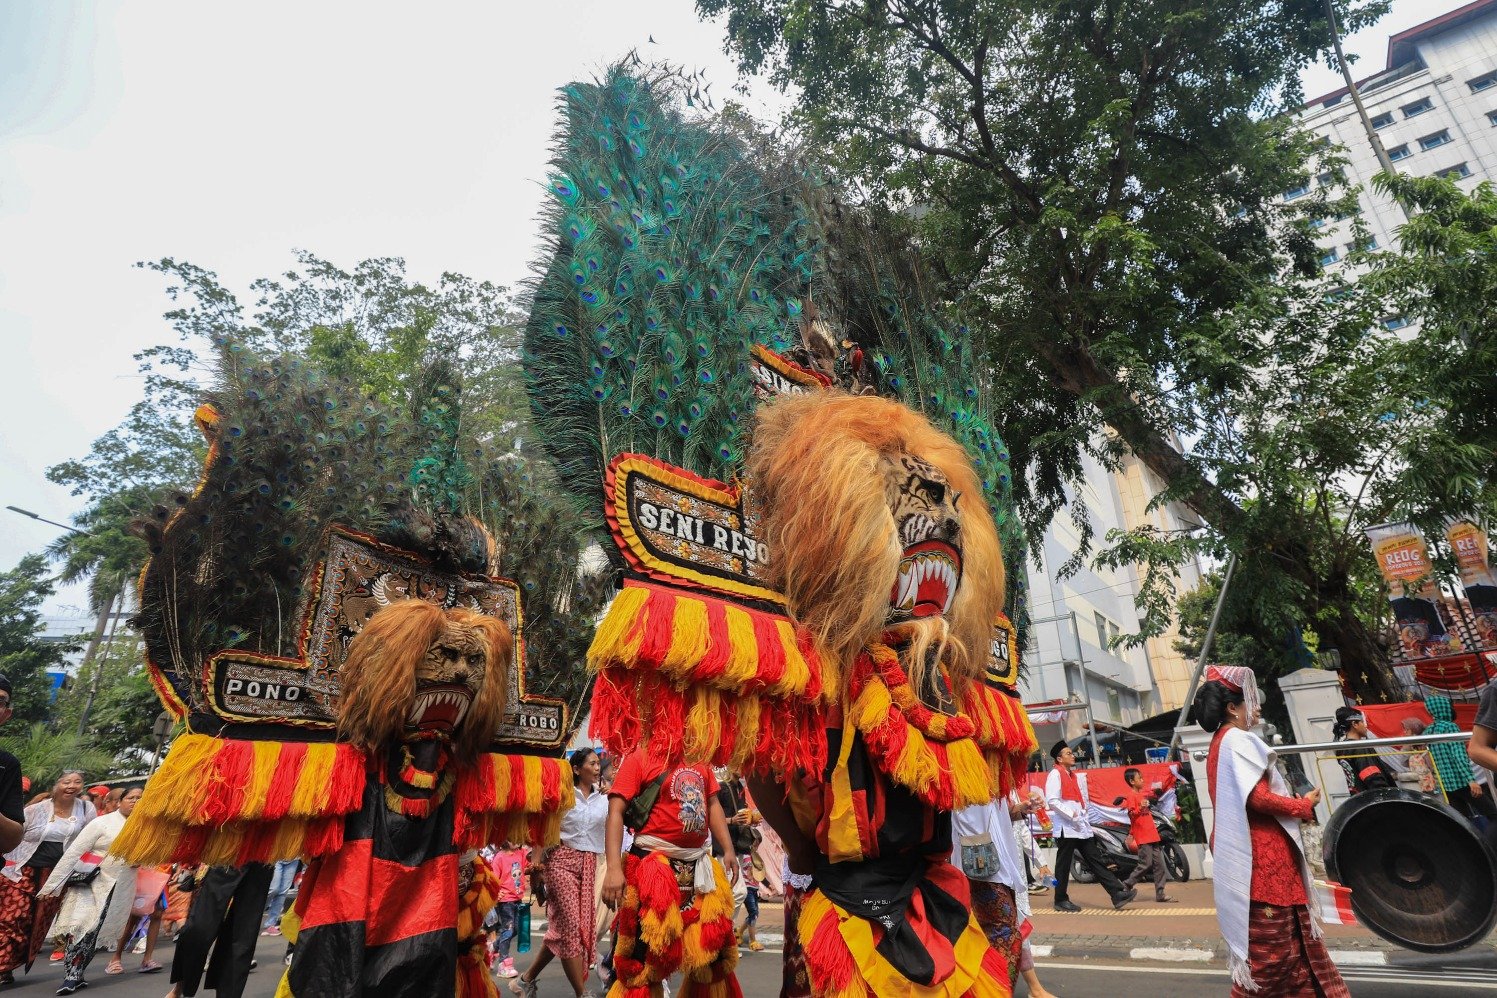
[{"left": 1070, "top": 802, "right": 1190, "bottom": 885}]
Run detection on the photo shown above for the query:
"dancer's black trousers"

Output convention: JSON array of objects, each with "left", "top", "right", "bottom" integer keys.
[
  {"left": 169, "top": 863, "right": 273, "bottom": 998},
  {"left": 1053, "top": 835, "right": 1129, "bottom": 905}
]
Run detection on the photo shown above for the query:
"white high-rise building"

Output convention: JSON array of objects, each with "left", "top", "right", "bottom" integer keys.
[
  {"left": 1018, "top": 446, "right": 1205, "bottom": 728},
  {"left": 1294, "top": 0, "right": 1497, "bottom": 270}
]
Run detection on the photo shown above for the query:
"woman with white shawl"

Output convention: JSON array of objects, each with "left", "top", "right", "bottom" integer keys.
[
  {"left": 38, "top": 786, "right": 143, "bottom": 995},
  {"left": 1196, "top": 665, "right": 1348, "bottom": 997}
]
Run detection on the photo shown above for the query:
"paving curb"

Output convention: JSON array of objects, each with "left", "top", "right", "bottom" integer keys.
[{"left": 1033, "top": 937, "right": 1497, "bottom": 968}]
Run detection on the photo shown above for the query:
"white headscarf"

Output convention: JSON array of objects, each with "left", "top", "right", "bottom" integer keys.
[{"left": 1206, "top": 664, "right": 1261, "bottom": 721}]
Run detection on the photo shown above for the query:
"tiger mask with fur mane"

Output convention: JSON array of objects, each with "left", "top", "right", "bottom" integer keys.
[
  {"left": 336, "top": 599, "right": 513, "bottom": 766},
  {"left": 747, "top": 391, "right": 1004, "bottom": 698}
]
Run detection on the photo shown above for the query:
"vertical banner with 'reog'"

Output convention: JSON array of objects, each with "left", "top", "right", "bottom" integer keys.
[
  {"left": 1366, "top": 522, "right": 1455, "bottom": 662},
  {"left": 1447, "top": 520, "right": 1497, "bottom": 649}
]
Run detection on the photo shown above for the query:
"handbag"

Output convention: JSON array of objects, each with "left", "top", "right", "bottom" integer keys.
[
  {"left": 958, "top": 833, "right": 999, "bottom": 880},
  {"left": 133, "top": 868, "right": 171, "bottom": 916},
  {"left": 65, "top": 852, "right": 105, "bottom": 887}
]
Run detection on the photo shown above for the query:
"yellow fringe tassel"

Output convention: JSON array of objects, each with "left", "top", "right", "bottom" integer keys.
[
  {"left": 947, "top": 735, "right": 995, "bottom": 808},
  {"left": 663, "top": 596, "right": 710, "bottom": 676},
  {"left": 721, "top": 605, "right": 760, "bottom": 686},
  {"left": 771, "top": 619, "right": 810, "bottom": 698},
  {"left": 240, "top": 741, "right": 281, "bottom": 821},
  {"left": 586, "top": 585, "right": 650, "bottom": 673},
  {"left": 889, "top": 725, "right": 938, "bottom": 799},
  {"left": 685, "top": 687, "right": 723, "bottom": 762},
  {"left": 290, "top": 743, "right": 339, "bottom": 817}
]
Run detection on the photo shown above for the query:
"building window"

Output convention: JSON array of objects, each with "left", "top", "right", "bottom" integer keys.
[
  {"left": 1382, "top": 315, "right": 1411, "bottom": 331},
  {"left": 1418, "top": 129, "right": 1451, "bottom": 151},
  {"left": 1094, "top": 612, "right": 1111, "bottom": 650},
  {"left": 1370, "top": 111, "right": 1395, "bottom": 129},
  {"left": 1283, "top": 182, "right": 1310, "bottom": 201},
  {"left": 1320, "top": 248, "right": 1340, "bottom": 266},
  {"left": 1470, "top": 72, "right": 1497, "bottom": 93},
  {"left": 1432, "top": 162, "right": 1471, "bottom": 180},
  {"left": 1386, "top": 143, "right": 1412, "bottom": 161},
  {"left": 1316, "top": 169, "right": 1345, "bottom": 187},
  {"left": 1346, "top": 237, "right": 1377, "bottom": 253},
  {"left": 1309, "top": 215, "right": 1327, "bottom": 229},
  {"left": 1488, "top": 110, "right": 1497, "bottom": 127},
  {"left": 1402, "top": 97, "right": 1434, "bottom": 118}
]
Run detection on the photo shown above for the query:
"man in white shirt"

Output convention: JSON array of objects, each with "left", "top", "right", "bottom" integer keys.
[{"left": 1044, "top": 741, "right": 1134, "bottom": 912}]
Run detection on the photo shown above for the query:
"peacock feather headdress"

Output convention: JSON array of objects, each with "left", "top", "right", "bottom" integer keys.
[
  {"left": 524, "top": 65, "right": 1030, "bottom": 783},
  {"left": 116, "top": 340, "right": 581, "bottom": 865}
]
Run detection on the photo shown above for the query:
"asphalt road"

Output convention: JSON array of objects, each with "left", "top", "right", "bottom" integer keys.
[{"left": 9, "top": 940, "right": 1497, "bottom": 996}]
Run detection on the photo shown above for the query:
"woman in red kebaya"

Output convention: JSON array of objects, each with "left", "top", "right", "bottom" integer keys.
[{"left": 1198, "top": 665, "right": 1348, "bottom": 997}]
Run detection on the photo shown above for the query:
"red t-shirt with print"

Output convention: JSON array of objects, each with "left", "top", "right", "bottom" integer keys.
[{"left": 609, "top": 754, "right": 719, "bottom": 848}]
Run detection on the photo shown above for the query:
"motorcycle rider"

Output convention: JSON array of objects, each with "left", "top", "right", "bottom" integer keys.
[{"left": 1117, "top": 768, "right": 1176, "bottom": 903}]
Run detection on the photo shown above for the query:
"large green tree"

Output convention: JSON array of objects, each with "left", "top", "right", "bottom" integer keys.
[
  {"left": 0, "top": 555, "right": 75, "bottom": 727},
  {"left": 698, "top": 0, "right": 1432, "bottom": 699}
]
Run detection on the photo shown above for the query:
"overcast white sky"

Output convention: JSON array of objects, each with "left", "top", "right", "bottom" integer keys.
[{"left": 0, "top": 0, "right": 1431, "bottom": 615}]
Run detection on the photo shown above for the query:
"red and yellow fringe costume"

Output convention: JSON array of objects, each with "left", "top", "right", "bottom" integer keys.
[
  {"left": 454, "top": 857, "right": 501, "bottom": 998},
  {"left": 587, "top": 579, "right": 827, "bottom": 779},
  {"left": 787, "top": 642, "right": 1036, "bottom": 998},
  {"left": 112, "top": 732, "right": 571, "bottom": 866},
  {"left": 609, "top": 851, "right": 742, "bottom": 998}
]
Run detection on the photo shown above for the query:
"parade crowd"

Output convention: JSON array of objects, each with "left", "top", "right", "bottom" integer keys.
[{"left": 9, "top": 653, "right": 1497, "bottom": 998}]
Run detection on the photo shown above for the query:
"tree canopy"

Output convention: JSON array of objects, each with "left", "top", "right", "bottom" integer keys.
[
  {"left": 0, "top": 555, "right": 74, "bottom": 727},
  {"left": 693, "top": 0, "right": 1497, "bottom": 704}
]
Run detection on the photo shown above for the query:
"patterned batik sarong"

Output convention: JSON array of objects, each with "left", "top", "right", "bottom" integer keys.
[
  {"left": 0, "top": 866, "right": 62, "bottom": 974},
  {"left": 969, "top": 880, "right": 1019, "bottom": 987},
  {"left": 1232, "top": 902, "right": 1350, "bottom": 998}
]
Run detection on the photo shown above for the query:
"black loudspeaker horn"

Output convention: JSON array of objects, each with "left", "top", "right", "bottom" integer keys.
[{"left": 1323, "top": 787, "right": 1497, "bottom": 952}]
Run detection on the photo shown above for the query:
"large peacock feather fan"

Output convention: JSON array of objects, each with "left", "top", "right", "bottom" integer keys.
[
  {"left": 524, "top": 65, "right": 1031, "bottom": 779},
  {"left": 524, "top": 66, "right": 819, "bottom": 535},
  {"left": 525, "top": 65, "right": 1025, "bottom": 620},
  {"left": 132, "top": 342, "right": 417, "bottom": 693},
  {"left": 117, "top": 338, "right": 580, "bottom": 866}
]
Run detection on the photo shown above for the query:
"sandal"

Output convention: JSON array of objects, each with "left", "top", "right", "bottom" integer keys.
[
  {"left": 138, "top": 961, "right": 163, "bottom": 974},
  {"left": 747, "top": 941, "right": 765, "bottom": 952},
  {"left": 105, "top": 961, "right": 124, "bottom": 975}
]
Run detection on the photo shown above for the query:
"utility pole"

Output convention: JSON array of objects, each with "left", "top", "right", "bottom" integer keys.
[
  {"left": 1323, "top": 0, "right": 1409, "bottom": 221},
  {"left": 76, "top": 582, "right": 124, "bottom": 737},
  {"left": 1169, "top": 554, "right": 1238, "bottom": 759}
]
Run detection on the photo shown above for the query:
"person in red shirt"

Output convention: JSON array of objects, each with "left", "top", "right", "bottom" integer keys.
[
  {"left": 1117, "top": 768, "right": 1175, "bottom": 903},
  {"left": 600, "top": 753, "right": 740, "bottom": 998},
  {"left": 1198, "top": 665, "right": 1349, "bottom": 997}
]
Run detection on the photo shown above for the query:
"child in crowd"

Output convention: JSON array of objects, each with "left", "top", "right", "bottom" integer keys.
[{"left": 487, "top": 842, "right": 529, "bottom": 978}]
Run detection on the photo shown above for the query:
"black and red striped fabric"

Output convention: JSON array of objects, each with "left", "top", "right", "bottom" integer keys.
[{"left": 283, "top": 761, "right": 462, "bottom": 998}]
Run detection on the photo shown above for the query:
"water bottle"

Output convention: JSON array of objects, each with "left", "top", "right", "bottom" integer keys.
[{"left": 517, "top": 905, "right": 531, "bottom": 953}]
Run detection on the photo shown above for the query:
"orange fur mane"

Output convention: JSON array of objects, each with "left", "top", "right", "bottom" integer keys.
[
  {"left": 336, "top": 599, "right": 513, "bottom": 763},
  {"left": 747, "top": 391, "right": 1005, "bottom": 694}
]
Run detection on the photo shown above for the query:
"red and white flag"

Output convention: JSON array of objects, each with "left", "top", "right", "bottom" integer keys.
[{"left": 1314, "top": 879, "right": 1357, "bottom": 925}]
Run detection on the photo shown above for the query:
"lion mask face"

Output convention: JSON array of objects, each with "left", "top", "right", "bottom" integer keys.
[
  {"left": 337, "top": 599, "right": 513, "bottom": 762},
  {"left": 747, "top": 391, "right": 1004, "bottom": 690},
  {"left": 883, "top": 453, "right": 963, "bottom": 624},
  {"left": 407, "top": 618, "right": 491, "bottom": 735}
]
